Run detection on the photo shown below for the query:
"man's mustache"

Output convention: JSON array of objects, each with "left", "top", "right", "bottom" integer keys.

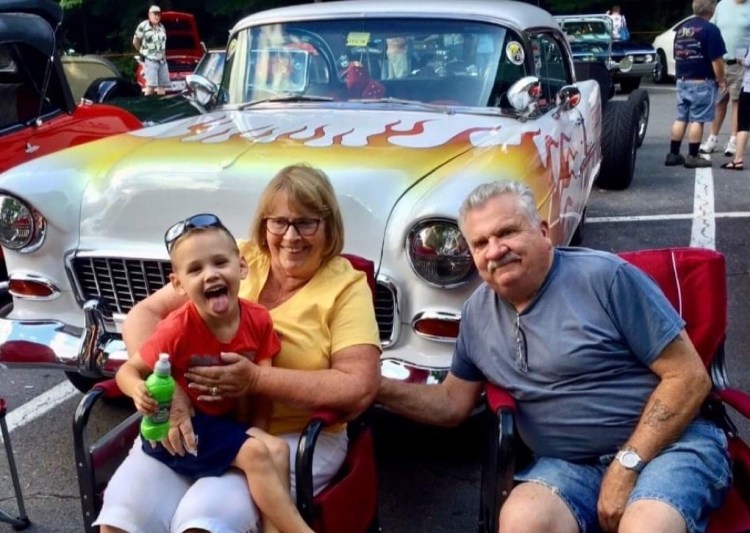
[{"left": 488, "top": 252, "right": 521, "bottom": 273}]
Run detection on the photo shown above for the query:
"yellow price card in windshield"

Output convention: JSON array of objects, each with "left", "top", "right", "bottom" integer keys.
[{"left": 346, "top": 32, "right": 371, "bottom": 47}]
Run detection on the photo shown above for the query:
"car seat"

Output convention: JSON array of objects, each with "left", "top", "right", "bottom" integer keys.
[
  {"left": 478, "top": 247, "right": 750, "bottom": 533},
  {"left": 73, "top": 254, "right": 380, "bottom": 533}
]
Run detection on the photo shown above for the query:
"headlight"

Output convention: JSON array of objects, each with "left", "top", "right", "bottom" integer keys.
[
  {"left": 0, "top": 195, "right": 46, "bottom": 252},
  {"left": 619, "top": 55, "right": 634, "bottom": 72},
  {"left": 644, "top": 54, "right": 653, "bottom": 63},
  {"left": 406, "top": 219, "right": 474, "bottom": 287}
]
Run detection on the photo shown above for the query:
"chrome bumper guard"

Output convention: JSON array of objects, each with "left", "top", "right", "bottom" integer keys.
[{"left": 0, "top": 299, "right": 127, "bottom": 378}]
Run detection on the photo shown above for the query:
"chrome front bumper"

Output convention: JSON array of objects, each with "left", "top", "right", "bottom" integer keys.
[
  {"left": 0, "top": 299, "right": 127, "bottom": 377},
  {"left": 0, "top": 298, "right": 449, "bottom": 383}
]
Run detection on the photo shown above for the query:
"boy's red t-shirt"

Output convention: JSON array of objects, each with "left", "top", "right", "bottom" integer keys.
[{"left": 140, "top": 298, "right": 280, "bottom": 416}]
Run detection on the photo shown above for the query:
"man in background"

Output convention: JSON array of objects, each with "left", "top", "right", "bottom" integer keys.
[
  {"left": 666, "top": 0, "right": 726, "bottom": 168},
  {"left": 133, "top": 5, "right": 169, "bottom": 96}
]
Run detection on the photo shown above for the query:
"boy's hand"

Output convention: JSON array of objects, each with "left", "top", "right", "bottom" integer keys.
[{"left": 133, "top": 381, "right": 158, "bottom": 415}]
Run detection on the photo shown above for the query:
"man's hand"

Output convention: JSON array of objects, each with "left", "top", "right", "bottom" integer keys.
[
  {"left": 132, "top": 381, "right": 157, "bottom": 415},
  {"left": 185, "top": 351, "right": 258, "bottom": 401},
  {"left": 597, "top": 462, "right": 638, "bottom": 532},
  {"left": 160, "top": 387, "right": 196, "bottom": 456}
]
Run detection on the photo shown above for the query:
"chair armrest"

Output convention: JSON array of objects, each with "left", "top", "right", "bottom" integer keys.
[
  {"left": 479, "top": 383, "right": 517, "bottom": 533},
  {"left": 73, "top": 379, "right": 138, "bottom": 533},
  {"left": 715, "top": 388, "right": 750, "bottom": 420},
  {"left": 295, "top": 409, "right": 345, "bottom": 525}
]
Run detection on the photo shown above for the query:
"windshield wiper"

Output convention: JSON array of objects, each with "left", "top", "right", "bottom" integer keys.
[{"left": 238, "top": 94, "right": 334, "bottom": 109}]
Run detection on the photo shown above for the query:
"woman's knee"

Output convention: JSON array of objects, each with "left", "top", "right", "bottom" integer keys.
[{"left": 266, "top": 436, "right": 291, "bottom": 465}]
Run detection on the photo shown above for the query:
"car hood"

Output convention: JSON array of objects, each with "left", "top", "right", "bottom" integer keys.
[{"left": 1, "top": 107, "right": 548, "bottom": 260}]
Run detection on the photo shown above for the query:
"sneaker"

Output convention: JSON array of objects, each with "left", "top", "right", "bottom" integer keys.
[
  {"left": 700, "top": 135, "right": 719, "bottom": 154},
  {"left": 684, "top": 154, "right": 712, "bottom": 168},
  {"left": 665, "top": 152, "right": 686, "bottom": 166},
  {"left": 724, "top": 136, "right": 737, "bottom": 157}
]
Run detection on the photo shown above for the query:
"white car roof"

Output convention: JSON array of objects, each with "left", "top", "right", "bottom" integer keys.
[{"left": 231, "top": 0, "right": 558, "bottom": 35}]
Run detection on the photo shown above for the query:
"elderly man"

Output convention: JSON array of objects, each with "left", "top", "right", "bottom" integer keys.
[
  {"left": 377, "top": 180, "right": 730, "bottom": 533},
  {"left": 133, "top": 5, "right": 169, "bottom": 96}
]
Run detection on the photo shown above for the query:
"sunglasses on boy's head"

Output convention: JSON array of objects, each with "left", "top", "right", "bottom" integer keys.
[{"left": 164, "top": 213, "right": 227, "bottom": 252}]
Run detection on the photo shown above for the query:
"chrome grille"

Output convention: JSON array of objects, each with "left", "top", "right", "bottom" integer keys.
[{"left": 71, "top": 256, "right": 396, "bottom": 343}]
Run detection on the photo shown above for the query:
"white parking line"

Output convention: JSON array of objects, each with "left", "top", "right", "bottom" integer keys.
[
  {"left": 690, "top": 167, "right": 716, "bottom": 249},
  {"left": 1, "top": 380, "right": 78, "bottom": 440}
]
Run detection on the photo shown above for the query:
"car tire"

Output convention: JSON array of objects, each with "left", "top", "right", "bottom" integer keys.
[
  {"left": 570, "top": 207, "right": 586, "bottom": 246},
  {"left": 619, "top": 77, "right": 641, "bottom": 94},
  {"left": 628, "top": 89, "right": 650, "bottom": 148},
  {"left": 65, "top": 371, "right": 103, "bottom": 394},
  {"left": 597, "top": 99, "right": 638, "bottom": 190},
  {"left": 652, "top": 50, "right": 669, "bottom": 84}
]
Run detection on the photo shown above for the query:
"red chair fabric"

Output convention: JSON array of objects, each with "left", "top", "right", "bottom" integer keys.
[
  {"left": 73, "top": 254, "right": 380, "bottom": 533},
  {"left": 480, "top": 247, "right": 750, "bottom": 533}
]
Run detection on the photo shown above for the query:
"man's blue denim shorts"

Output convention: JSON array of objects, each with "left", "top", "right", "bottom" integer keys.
[
  {"left": 514, "top": 420, "right": 731, "bottom": 533},
  {"left": 676, "top": 79, "right": 718, "bottom": 123}
]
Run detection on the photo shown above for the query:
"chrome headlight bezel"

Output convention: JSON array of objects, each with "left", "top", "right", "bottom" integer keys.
[
  {"left": 406, "top": 218, "right": 475, "bottom": 288},
  {"left": 0, "top": 194, "right": 47, "bottom": 252}
]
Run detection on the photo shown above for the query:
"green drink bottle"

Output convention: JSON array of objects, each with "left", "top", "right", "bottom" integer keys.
[{"left": 140, "top": 353, "right": 176, "bottom": 442}]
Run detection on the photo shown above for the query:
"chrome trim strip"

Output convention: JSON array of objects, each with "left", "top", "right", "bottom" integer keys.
[
  {"left": 7, "top": 271, "right": 62, "bottom": 301},
  {"left": 411, "top": 310, "right": 461, "bottom": 343},
  {"left": 376, "top": 274, "right": 400, "bottom": 349},
  {"left": 380, "top": 358, "right": 448, "bottom": 384}
]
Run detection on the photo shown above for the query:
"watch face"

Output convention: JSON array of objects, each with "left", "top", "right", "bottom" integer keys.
[{"left": 621, "top": 452, "right": 639, "bottom": 468}]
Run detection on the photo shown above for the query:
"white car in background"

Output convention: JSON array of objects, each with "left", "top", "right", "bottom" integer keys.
[{"left": 651, "top": 16, "right": 692, "bottom": 83}]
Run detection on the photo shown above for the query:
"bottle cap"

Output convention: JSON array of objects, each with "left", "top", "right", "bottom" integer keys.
[{"left": 155, "top": 352, "right": 171, "bottom": 375}]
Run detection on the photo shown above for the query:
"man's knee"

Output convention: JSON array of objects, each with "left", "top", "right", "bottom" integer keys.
[
  {"left": 498, "top": 483, "right": 579, "bottom": 533},
  {"left": 619, "top": 499, "right": 686, "bottom": 533}
]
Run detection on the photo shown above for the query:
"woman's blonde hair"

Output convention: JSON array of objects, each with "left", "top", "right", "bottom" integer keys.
[{"left": 250, "top": 163, "right": 345, "bottom": 263}]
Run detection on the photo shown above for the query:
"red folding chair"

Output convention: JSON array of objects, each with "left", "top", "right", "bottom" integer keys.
[
  {"left": 73, "top": 254, "right": 380, "bottom": 533},
  {"left": 478, "top": 247, "right": 750, "bottom": 533},
  {"left": 0, "top": 396, "right": 31, "bottom": 530}
]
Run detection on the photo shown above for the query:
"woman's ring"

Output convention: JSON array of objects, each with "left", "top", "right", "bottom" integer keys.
[{"left": 211, "top": 386, "right": 218, "bottom": 396}]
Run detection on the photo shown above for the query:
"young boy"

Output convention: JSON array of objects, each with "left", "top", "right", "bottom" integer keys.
[{"left": 116, "top": 213, "right": 313, "bottom": 533}]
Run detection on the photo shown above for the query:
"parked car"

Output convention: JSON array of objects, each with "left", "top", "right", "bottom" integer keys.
[
  {"left": 0, "top": 0, "right": 646, "bottom": 392},
  {"left": 135, "top": 11, "right": 204, "bottom": 93},
  {"left": 651, "top": 16, "right": 692, "bottom": 84},
  {"left": 556, "top": 14, "right": 657, "bottom": 93},
  {"left": 90, "top": 49, "right": 227, "bottom": 125}
]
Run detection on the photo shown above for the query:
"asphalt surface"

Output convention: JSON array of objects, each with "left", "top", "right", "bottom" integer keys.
[{"left": 2, "top": 79, "right": 750, "bottom": 532}]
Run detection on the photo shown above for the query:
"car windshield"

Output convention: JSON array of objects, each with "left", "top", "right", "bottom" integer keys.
[
  {"left": 560, "top": 20, "right": 611, "bottom": 42},
  {"left": 222, "top": 18, "right": 517, "bottom": 107}
]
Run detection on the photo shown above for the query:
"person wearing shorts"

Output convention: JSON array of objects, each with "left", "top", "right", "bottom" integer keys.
[
  {"left": 700, "top": 0, "right": 750, "bottom": 156},
  {"left": 133, "top": 5, "right": 170, "bottom": 96},
  {"left": 666, "top": 0, "right": 726, "bottom": 169},
  {"left": 378, "top": 180, "right": 731, "bottom": 533}
]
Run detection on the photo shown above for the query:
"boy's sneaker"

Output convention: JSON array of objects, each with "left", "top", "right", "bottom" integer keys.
[
  {"left": 684, "top": 154, "right": 712, "bottom": 168},
  {"left": 665, "top": 152, "right": 685, "bottom": 166},
  {"left": 699, "top": 135, "right": 719, "bottom": 154},
  {"left": 724, "top": 136, "right": 737, "bottom": 157}
]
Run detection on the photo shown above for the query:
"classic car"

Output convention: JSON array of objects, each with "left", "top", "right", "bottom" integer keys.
[
  {"left": 651, "top": 16, "right": 692, "bottom": 84},
  {"left": 135, "top": 10, "right": 205, "bottom": 93},
  {"left": 0, "top": 0, "right": 646, "bottom": 392},
  {"left": 0, "top": 0, "right": 144, "bottom": 294},
  {"left": 556, "top": 14, "right": 656, "bottom": 93}
]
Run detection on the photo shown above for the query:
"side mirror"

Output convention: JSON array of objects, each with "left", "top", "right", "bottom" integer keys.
[
  {"left": 507, "top": 75, "right": 541, "bottom": 118},
  {"left": 556, "top": 85, "right": 581, "bottom": 110},
  {"left": 185, "top": 73, "right": 218, "bottom": 109}
]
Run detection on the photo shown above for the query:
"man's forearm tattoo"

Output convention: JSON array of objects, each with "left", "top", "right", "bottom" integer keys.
[{"left": 643, "top": 398, "right": 676, "bottom": 427}]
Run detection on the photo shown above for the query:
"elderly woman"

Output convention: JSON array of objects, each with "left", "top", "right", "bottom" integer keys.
[{"left": 96, "top": 164, "right": 381, "bottom": 533}]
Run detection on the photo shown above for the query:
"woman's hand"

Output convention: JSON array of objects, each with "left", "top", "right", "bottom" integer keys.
[
  {"left": 185, "top": 352, "right": 259, "bottom": 401},
  {"left": 160, "top": 386, "right": 196, "bottom": 456},
  {"left": 132, "top": 381, "right": 157, "bottom": 415}
]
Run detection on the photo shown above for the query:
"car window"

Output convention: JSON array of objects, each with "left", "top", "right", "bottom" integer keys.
[
  {"left": 529, "top": 33, "right": 570, "bottom": 110},
  {"left": 223, "top": 18, "right": 510, "bottom": 107}
]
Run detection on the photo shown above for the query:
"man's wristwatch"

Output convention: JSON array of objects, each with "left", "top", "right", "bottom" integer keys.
[{"left": 615, "top": 449, "right": 645, "bottom": 473}]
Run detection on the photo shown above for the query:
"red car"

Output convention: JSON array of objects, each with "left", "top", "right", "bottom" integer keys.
[{"left": 135, "top": 11, "right": 204, "bottom": 93}]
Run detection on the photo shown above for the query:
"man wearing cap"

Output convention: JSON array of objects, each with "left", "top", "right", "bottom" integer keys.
[{"left": 133, "top": 5, "right": 169, "bottom": 96}]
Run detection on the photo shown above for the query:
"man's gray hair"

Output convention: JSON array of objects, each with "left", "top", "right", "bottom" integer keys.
[
  {"left": 458, "top": 180, "right": 540, "bottom": 232},
  {"left": 693, "top": 0, "right": 716, "bottom": 16}
]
